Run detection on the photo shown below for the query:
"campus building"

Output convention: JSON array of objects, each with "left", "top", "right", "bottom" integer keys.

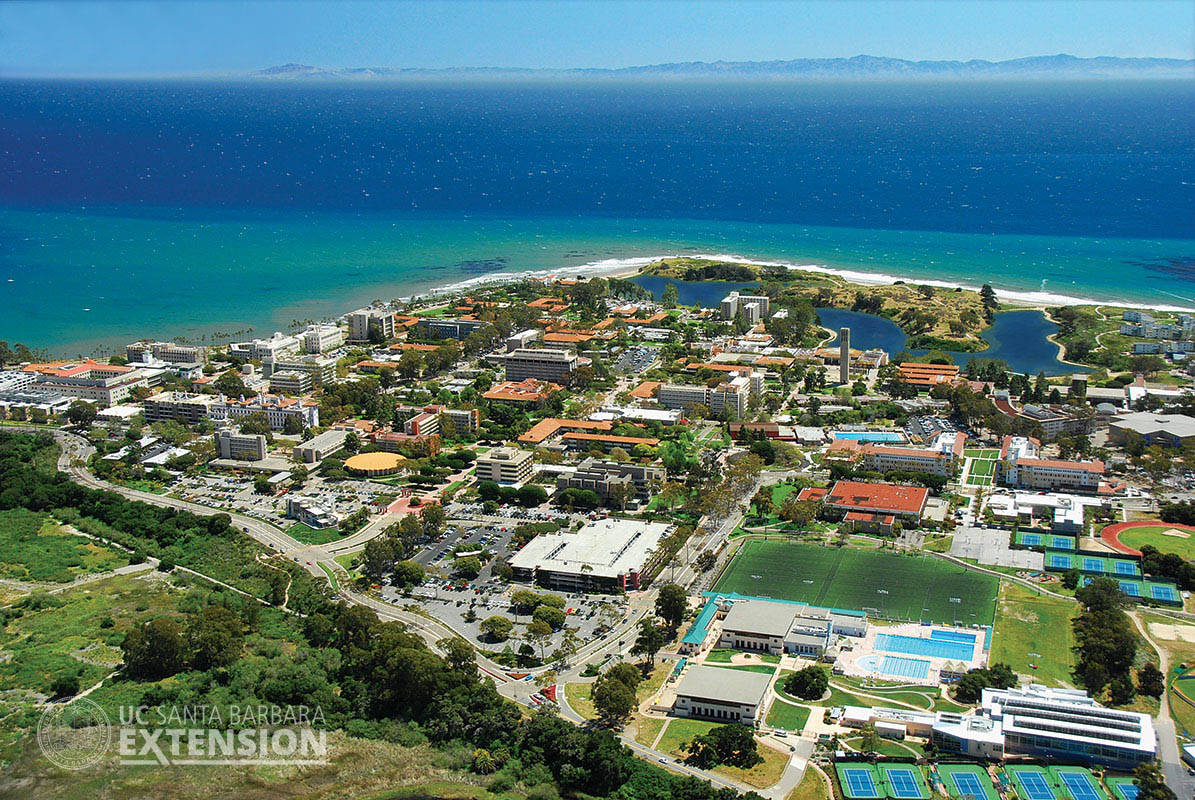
[
  {"left": 293, "top": 429, "right": 349, "bottom": 464},
  {"left": 301, "top": 323, "right": 344, "bottom": 354},
  {"left": 126, "top": 340, "right": 205, "bottom": 364},
  {"left": 557, "top": 457, "right": 664, "bottom": 500},
  {"left": 1108, "top": 411, "right": 1195, "bottom": 449},
  {"left": 716, "top": 599, "right": 868, "bottom": 657},
  {"left": 828, "top": 431, "right": 966, "bottom": 477},
  {"left": 268, "top": 370, "right": 313, "bottom": 395},
  {"left": 503, "top": 347, "right": 578, "bottom": 383},
  {"left": 415, "top": 317, "right": 489, "bottom": 340},
  {"left": 229, "top": 332, "right": 301, "bottom": 361},
  {"left": 823, "top": 480, "right": 930, "bottom": 524},
  {"left": 508, "top": 518, "right": 669, "bottom": 592},
  {"left": 143, "top": 391, "right": 224, "bottom": 425},
  {"left": 475, "top": 447, "right": 534, "bottom": 485},
  {"left": 672, "top": 664, "right": 772, "bottom": 725},
  {"left": 719, "top": 292, "right": 771, "bottom": 322},
  {"left": 997, "top": 436, "right": 1104, "bottom": 492},
  {"left": 931, "top": 685, "right": 1157, "bottom": 770},
  {"left": 348, "top": 308, "right": 396, "bottom": 343},
  {"left": 24, "top": 361, "right": 149, "bottom": 407},
  {"left": 658, "top": 375, "right": 750, "bottom": 418},
  {"left": 214, "top": 394, "right": 320, "bottom": 430},
  {"left": 214, "top": 430, "right": 268, "bottom": 462},
  {"left": 897, "top": 362, "right": 960, "bottom": 388},
  {"left": 262, "top": 354, "right": 337, "bottom": 387}
]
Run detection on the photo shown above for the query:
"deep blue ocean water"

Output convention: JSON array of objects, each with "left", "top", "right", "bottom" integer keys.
[{"left": 1, "top": 79, "right": 1192, "bottom": 354}]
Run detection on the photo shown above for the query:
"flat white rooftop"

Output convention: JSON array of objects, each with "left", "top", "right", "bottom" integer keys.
[{"left": 509, "top": 518, "right": 670, "bottom": 579}]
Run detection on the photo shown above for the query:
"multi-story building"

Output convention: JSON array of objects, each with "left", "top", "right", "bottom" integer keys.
[
  {"left": 262, "top": 354, "right": 336, "bottom": 387},
  {"left": 143, "top": 391, "right": 224, "bottom": 425},
  {"left": 509, "top": 518, "right": 669, "bottom": 592},
  {"left": 403, "top": 411, "right": 440, "bottom": 437},
  {"left": 475, "top": 447, "right": 534, "bottom": 485},
  {"left": 503, "top": 348, "right": 578, "bottom": 383},
  {"left": 293, "top": 429, "right": 348, "bottom": 463},
  {"left": 828, "top": 431, "right": 966, "bottom": 477},
  {"left": 213, "top": 394, "right": 319, "bottom": 430},
  {"left": 506, "top": 329, "right": 541, "bottom": 352},
  {"left": 126, "top": 340, "right": 205, "bottom": 364},
  {"left": 672, "top": 665, "right": 772, "bottom": 725},
  {"left": 348, "top": 308, "right": 396, "bottom": 343},
  {"left": 442, "top": 407, "right": 480, "bottom": 433},
  {"left": 214, "top": 430, "right": 268, "bottom": 461},
  {"left": 996, "top": 436, "right": 1104, "bottom": 492},
  {"left": 557, "top": 457, "right": 664, "bottom": 500},
  {"left": 286, "top": 497, "right": 340, "bottom": 529},
  {"left": 658, "top": 375, "right": 750, "bottom": 418},
  {"left": 25, "top": 361, "right": 149, "bottom": 407},
  {"left": 268, "top": 370, "right": 313, "bottom": 395},
  {"left": 301, "top": 323, "right": 344, "bottom": 354},
  {"left": 1108, "top": 411, "right": 1195, "bottom": 448},
  {"left": 0, "top": 370, "right": 35, "bottom": 393},
  {"left": 822, "top": 480, "right": 929, "bottom": 523},
  {"left": 720, "top": 292, "right": 770, "bottom": 321},
  {"left": 415, "top": 317, "right": 488, "bottom": 340}
]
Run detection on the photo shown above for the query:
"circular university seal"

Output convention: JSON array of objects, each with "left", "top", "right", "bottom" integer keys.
[{"left": 37, "top": 698, "right": 112, "bottom": 770}]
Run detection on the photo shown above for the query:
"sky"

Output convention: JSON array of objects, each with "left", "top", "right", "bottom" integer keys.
[{"left": 0, "top": 0, "right": 1192, "bottom": 77}]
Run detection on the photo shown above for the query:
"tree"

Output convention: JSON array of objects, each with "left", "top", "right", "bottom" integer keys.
[
  {"left": 685, "top": 724, "right": 762, "bottom": 769},
  {"left": 785, "top": 666, "right": 829, "bottom": 701},
  {"left": 859, "top": 722, "right": 881, "bottom": 754},
  {"left": 420, "top": 502, "right": 446, "bottom": 536},
  {"left": 518, "top": 484, "right": 548, "bottom": 507},
  {"left": 253, "top": 475, "right": 272, "bottom": 494},
  {"left": 213, "top": 369, "right": 246, "bottom": 396},
  {"left": 477, "top": 480, "right": 501, "bottom": 502},
  {"left": 592, "top": 671, "right": 637, "bottom": 724},
  {"left": 187, "top": 605, "right": 245, "bottom": 670},
  {"left": 631, "top": 619, "right": 667, "bottom": 664},
  {"left": 51, "top": 673, "right": 81, "bottom": 698},
  {"left": 526, "top": 619, "right": 553, "bottom": 660},
  {"left": 1138, "top": 663, "right": 1165, "bottom": 698},
  {"left": 121, "top": 618, "right": 186, "bottom": 680},
  {"left": 454, "top": 556, "right": 482, "bottom": 579},
  {"left": 480, "top": 615, "right": 513, "bottom": 642},
  {"left": 360, "top": 537, "right": 398, "bottom": 583},
  {"left": 1061, "top": 569, "right": 1081, "bottom": 590},
  {"left": 532, "top": 604, "right": 565, "bottom": 631},
  {"left": 655, "top": 583, "right": 687, "bottom": 630},
  {"left": 344, "top": 431, "right": 361, "bottom": 453},
  {"left": 1132, "top": 762, "right": 1176, "bottom": 800},
  {"left": 661, "top": 282, "right": 679, "bottom": 309},
  {"left": 65, "top": 401, "right": 97, "bottom": 427},
  {"left": 392, "top": 559, "right": 425, "bottom": 588},
  {"left": 438, "top": 637, "right": 475, "bottom": 673},
  {"left": 282, "top": 414, "right": 305, "bottom": 435},
  {"left": 695, "top": 550, "right": 717, "bottom": 572}
]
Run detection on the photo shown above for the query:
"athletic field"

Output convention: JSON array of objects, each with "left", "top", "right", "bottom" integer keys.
[{"left": 712, "top": 540, "right": 998, "bottom": 625}]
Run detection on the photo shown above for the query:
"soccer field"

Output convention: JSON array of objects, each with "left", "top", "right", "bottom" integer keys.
[{"left": 712, "top": 540, "right": 998, "bottom": 625}]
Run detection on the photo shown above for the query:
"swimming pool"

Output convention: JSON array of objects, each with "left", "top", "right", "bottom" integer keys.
[
  {"left": 875, "top": 632, "right": 975, "bottom": 661},
  {"left": 831, "top": 431, "right": 905, "bottom": 442},
  {"left": 930, "top": 629, "right": 977, "bottom": 645},
  {"left": 858, "top": 653, "right": 932, "bottom": 681}
]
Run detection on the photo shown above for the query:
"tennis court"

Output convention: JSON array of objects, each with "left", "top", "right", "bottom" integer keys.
[
  {"left": 1019, "top": 533, "right": 1044, "bottom": 547},
  {"left": 713, "top": 540, "right": 998, "bottom": 625},
  {"left": 1118, "top": 580, "right": 1142, "bottom": 597},
  {"left": 939, "top": 764, "right": 998, "bottom": 800},
  {"left": 883, "top": 766, "right": 928, "bottom": 799},
  {"left": 1050, "top": 536, "right": 1076, "bottom": 551},
  {"left": 1105, "top": 777, "right": 1139, "bottom": 800},
  {"left": 1007, "top": 767, "right": 1060, "bottom": 800},
  {"left": 1150, "top": 583, "right": 1180, "bottom": 603},
  {"left": 1056, "top": 769, "right": 1106, "bottom": 800},
  {"left": 1048, "top": 553, "right": 1072, "bottom": 570},
  {"left": 838, "top": 765, "right": 883, "bottom": 799}
]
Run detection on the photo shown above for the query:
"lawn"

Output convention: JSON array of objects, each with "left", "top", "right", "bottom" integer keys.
[
  {"left": 990, "top": 582, "right": 1077, "bottom": 687},
  {"left": 657, "top": 719, "right": 789, "bottom": 789},
  {"left": 842, "top": 735, "right": 921, "bottom": 758},
  {"left": 964, "top": 449, "right": 1000, "bottom": 459},
  {"left": 705, "top": 648, "right": 781, "bottom": 665},
  {"left": 1117, "top": 524, "right": 1195, "bottom": 562},
  {"left": 334, "top": 552, "right": 359, "bottom": 571},
  {"left": 711, "top": 663, "right": 778, "bottom": 675},
  {"left": 657, "top": 718, "right": 719, "bottom": 756},
  {"left": 713, "top": 540, "right": 998, "bottom": 625},
  {"left": 766, "top": 699, "right": 811, "bottom": 732},
  {"left": 0, "top": 509, "right": 128, "bottom": 583},
  {"left": 564, "top": 682, "right": 596, "bottom": 720},
  {"left": 788, "top": 766, "right": 831, "bottom": 800},
  {"left": 287, "top": 522, "right": 345, "bottom": 546},
  {"left": 968, "top": 458, "right": 996, "bottom": 477},
  {"left": 318, "top": 562, "right": 340, "bottom": 591},
  {"left": 632, "top": 716, "right": 666, "bottom": 747}
]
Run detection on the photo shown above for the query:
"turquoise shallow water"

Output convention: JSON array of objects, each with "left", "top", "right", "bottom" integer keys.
[{"left": 2, "top": 207, "right": 1194, "bottom": 356}]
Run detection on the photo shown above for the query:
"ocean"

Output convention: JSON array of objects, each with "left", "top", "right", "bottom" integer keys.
[{"left": 1, "top": 79, "right": 1192, "bottom": 355}]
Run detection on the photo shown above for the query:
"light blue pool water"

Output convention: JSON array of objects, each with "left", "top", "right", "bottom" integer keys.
[
  {"left": 930, "top": 630, "right": 977, "bottom": 645},
  {"left": 875, "top": 632, "right": 975, "bottom": 661},
  {"left": 832, "top": 431, "right": 905, "bottom": 442},
  {"left": 856, "top": 653, "right": 931, "bottom": 680}
]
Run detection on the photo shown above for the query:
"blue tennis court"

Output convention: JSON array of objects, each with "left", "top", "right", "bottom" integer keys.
[
  {"left": 1050, "top": 536, "right": 1075, "bottom": 550},
  {"left": 1015, "top": 771, "right": 1056, "bottom": 800},
  {"left": 1150, "top": 584, "right": 1179, "bottom": 603},
  {"left": 1049, "top": 554, "right": 1072, "bottom": 569},
  {"left": 1059, "top": 772, "right": 1101, "bottom": 800},
  {"left": 1113, "top": 561, "right": 1139, "bottom": 576},
  {"left": 875, "top": 632, "right": 974, "bottom": 660},
  {"left": 843, "top": 768, "right": 880, "bottom": 798},
  {"left": 886, "top": 767, "right": 925, "bottom": 799},
  {"left": 1082, "top": 557, "right": 1104, "bottom": 572},
  {"left": 1021, "top": 533, "right": 1043, "bottom": 547},
  {"left": 1118, "top": 581, "right": 1142, "bottom": 597},
  {"left": 1110, "top": 783, "right": 1139, "bottom": 800},
  {"left": 931, "top": 629, "right": 977, "bottom": 644},
  {"left": 951, "top": 772, "right": 989, "bottom": 800},
  {"left": 878, "top": 654, "right": 931, "bottom": 680}
]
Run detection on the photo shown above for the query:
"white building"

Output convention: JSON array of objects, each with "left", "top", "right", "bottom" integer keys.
[
  {"left": 508, "top": 518, "right": 669, "bottom": 591},
  {"left": 658, "top": 375, "right": 750, "bottom": 418},
  {"left": 672, "top": 664, "right": 772, "bottom": 725},
  {"left": 214, "top": 394, "right": 319, "bottom": 430},
  {"left": 229, "top": 332, "right": 302, "bottom": 361},
  {"left": 214, "top": 430, "right": 268, "bottom": 461},
  {"left": 302, "top": 323, "right": 344, "bottom": 354},
  {"left": 475, "top": 447, "right": 534, "bottom": 485},
  {"left": 720, "top": 292, "right": 771, "bottom": 322},
  {"left": 348, "top": 308, "right": 396, "bottom": 343},
  {"left": 503, "top": 348, "right": 577, "bottom": 383},
  {"left": 293, "top": 429, "right": 348, "bottom": 463},
  {"left": 997, "top": 435, "right": 1104, "bottom": 492}
]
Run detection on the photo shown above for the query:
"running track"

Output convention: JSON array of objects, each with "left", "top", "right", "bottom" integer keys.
[{"left": 1100, "top": 521, "right": 1195, "bottom": 556}]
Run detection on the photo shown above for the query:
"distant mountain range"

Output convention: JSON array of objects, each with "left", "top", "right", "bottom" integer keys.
[{"left": 254, "top": 54, "right": 1194, "bottom": 80}]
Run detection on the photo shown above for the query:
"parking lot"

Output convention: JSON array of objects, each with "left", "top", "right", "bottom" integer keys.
[{"left": 169, "top": 473, "right": 386, "bottom": 529}]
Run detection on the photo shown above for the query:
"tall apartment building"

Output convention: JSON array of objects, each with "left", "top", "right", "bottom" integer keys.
[
  {"left": 268, "top": 370, "right": 313, "bottom": 395},
  {"left": 262, "top": 354, "right": 336, "bottom": 386},
  {"left": 229, "top": 332, "right": 301, "bottom": 361},
  {"left": 25, "top": 361, "right": 149, "bottom": 407},
  {"left": 415, "top": 318, "right": 488, "bottom": 340},
  {"left": 503, "top": 348, "right": 578, "bottom": 383},
  {"left": 475, "top": 447, "right": 534, "bottom": 485},
  {"left": 557, "top": 457, "right": 664, "bottom": 499},
  {"left": 301, "top": 324, "right": 344, "bottom": 353},
  {"left": 214, "top": 430, "right": 268, "bottom": 461},
  {"left": 720, "top": 291, "right": 770, "bottom": 321},
  {"left": 348, "top": 308, "right": 396, "bottom": 343},
  {"left": 658, "top": 375, "right": 750, "bottom": 418},
  {"left": 143, "top": 391, "right": 223, "bottom": 425},
  {"left": 126, "top": 340, "right": 205, "bottom": 364}
]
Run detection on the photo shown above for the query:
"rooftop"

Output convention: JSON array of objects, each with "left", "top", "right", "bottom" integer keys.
[
  {"left": 508, "top": 518, "right": 669, "bottom": 579},
  {"left": 824, "top": 480, "right": 929, "bottom": 516},
  {"left": 721, "top": 599, "right": 798, "bottom": 638},
  {"left": 674, "top": 664, "right": 772, "bottom": 707}
]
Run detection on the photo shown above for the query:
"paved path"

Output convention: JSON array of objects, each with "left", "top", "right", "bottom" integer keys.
[{"left": 1131, "top": 611, "right": 1189, "bottom": 796}]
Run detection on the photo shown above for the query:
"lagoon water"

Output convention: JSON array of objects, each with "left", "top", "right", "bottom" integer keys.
[{"left": 2, "top": 79, "right": 1192, "bottom": 355}]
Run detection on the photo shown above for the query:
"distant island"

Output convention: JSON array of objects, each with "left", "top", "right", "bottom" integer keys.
[{"left": 254, "top": 54, "right": 1194, "bottom": 80}]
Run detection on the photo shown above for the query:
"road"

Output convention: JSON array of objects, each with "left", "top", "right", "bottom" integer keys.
[{"left": 1132, "top": 612, "right": 1190, "bottom": 796}]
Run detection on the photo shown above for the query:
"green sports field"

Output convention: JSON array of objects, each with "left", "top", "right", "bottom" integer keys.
[
  {"left": 712, "top": 540, "right": 998, "bottom": 625},
  {"left": 1117, "top": 524, "right": 1195, "bottom": 561}
]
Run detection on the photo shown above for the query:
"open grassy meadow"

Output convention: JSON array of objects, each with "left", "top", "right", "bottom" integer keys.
[
  {"left": 990, "top": 582, "right": 1077, "bottom": 686},
  {"left": 0, "top": 509, "right": 128, "bottom": 583}
]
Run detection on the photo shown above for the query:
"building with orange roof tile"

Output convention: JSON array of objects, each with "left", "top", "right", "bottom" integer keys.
[
  {"left": 823, "top": 480, "right": 928, "bottom": 521},
  {"left": 483, "top": 378, "right": 562, "bottom": 404},
  {"left": 629, "top": 380, "right": 661, "bottom": 400},
  {"left": 561, "top": 431, "right": 660, "bottom": 453},
  {"left": 897, "top": 362, "right": 961, "bottom": 388},
  {"left": 24, "top": 359, "right": 148, "bottom": 406},
  {"left": 518, "top": 417, "right": 613, "bottom": 445}
]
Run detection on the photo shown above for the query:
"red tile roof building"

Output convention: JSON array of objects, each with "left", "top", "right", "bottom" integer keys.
[{"left": 823, "top": 480, "right": 929, "bottom": 520}]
